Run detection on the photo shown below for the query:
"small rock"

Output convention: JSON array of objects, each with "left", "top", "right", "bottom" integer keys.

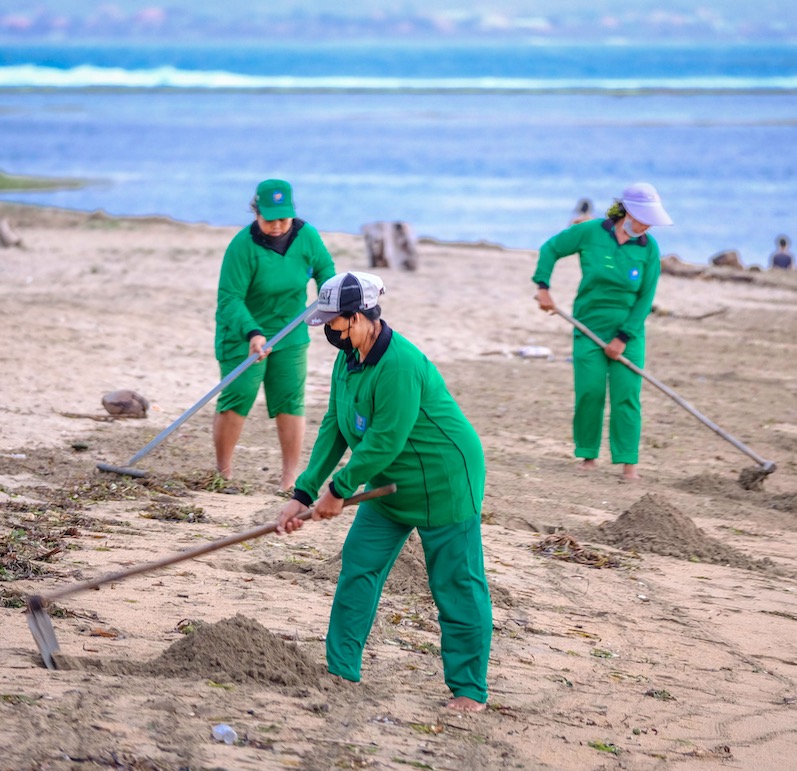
[{"left": 101, "top": 389, "right": 150, "bottom": 418}]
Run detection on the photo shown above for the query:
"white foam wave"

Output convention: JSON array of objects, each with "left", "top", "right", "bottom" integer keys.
[{"left": 1, "top": 64, "right": 796, "bottom": 92}]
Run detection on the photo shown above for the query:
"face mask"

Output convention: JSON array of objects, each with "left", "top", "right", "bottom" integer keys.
[
  {"left": 324, "top": 322, "right": 354, "bottom": 353},
  {"left": 622, "top": 217, "right": 647, "bottom": 238}
]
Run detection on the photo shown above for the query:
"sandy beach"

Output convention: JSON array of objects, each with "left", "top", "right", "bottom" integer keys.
[{"left": 1, "top": 200, "right": 796, "bottom": 771}]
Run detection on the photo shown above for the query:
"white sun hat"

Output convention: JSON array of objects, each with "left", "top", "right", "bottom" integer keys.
[{"left": 620, "top": 182, "right": 673, "bottom": 226}]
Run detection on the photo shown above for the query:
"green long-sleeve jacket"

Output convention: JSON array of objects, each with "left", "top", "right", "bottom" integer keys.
[
  {"left": 215, "top": 220, "right": 336, "bottom": 361},
  {"left": 295, "top": 324, "right": 485, "bottom": 528},
  {"left": 533, "top": 219, "right": 661, "bottom": 340}
]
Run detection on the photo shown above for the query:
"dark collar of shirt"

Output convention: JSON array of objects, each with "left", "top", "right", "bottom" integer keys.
[
  {"left": 346, "top": 320, "right": 393, "bottom": 372},
  {"left": 602, "top": 218, "right": 648, "bottom": 247},
  {"left": 249, "top": 218, "right": 306, "bottom": 255}
]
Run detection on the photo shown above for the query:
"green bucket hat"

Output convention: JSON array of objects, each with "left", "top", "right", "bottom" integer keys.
[{"left": 254, "top": 179, "right": 296, "bottom": 220}]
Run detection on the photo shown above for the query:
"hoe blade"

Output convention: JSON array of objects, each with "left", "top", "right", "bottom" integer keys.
[{"left": 26, "top": 596, "right": 60, "bottom": 670}]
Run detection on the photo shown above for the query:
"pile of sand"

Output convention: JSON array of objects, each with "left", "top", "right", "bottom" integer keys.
[
  {"left": 143, "top": 614, "right": 325, "bottom": 686},
  {"left": 56, "top": 614, "right": 326, "bottom": 687},
  {"left": 593, "top": 493, "right": 775, "bottom": 572}
]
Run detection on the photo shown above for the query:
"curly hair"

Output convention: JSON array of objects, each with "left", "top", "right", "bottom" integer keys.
[{"left": 606, "top": 201, "right": 627, "bottom": 222}]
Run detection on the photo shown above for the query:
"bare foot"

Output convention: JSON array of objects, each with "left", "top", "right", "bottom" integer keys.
[
  {"left": 577, "top": 459, "right": 597, "bottom": 472},
  {"left": 446, "top": 696, "right": 487, "bottom": 713},
  {"left": 622, "top": 464, "right": 640, "bottom": 482}
]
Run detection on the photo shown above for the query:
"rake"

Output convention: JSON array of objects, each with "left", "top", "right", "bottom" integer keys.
[
  {"left": 97, "top": 301, "right": 319, "bottom": 478},
  {"left": 26, "top": 483, "right": 397, "bottom": 670},
  {"left": 553, "top": 307, "right": 777, "bottom": 480}
]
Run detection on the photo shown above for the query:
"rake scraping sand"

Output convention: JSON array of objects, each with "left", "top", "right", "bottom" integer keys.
[
  {"left": 553, "top": 307, "right": 776, "bottom": 484},
  {"left": 26, "top": 483, "right": 397, "bottom": 670},
  {"left": 97, "top": 301, "right": 320, "bottom": 478}
]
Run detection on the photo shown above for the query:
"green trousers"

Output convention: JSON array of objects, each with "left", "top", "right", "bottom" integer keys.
[
  {"left": 327, "top": 503, "right": 492, "bottom": 703},
  {"left": 572, "top": 330, "right": 645, "bottom": 464}
]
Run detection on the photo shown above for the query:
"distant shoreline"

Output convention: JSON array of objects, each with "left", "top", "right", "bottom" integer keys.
[{"left": 0, "top": 171, "right": 88, "bottom": 193}]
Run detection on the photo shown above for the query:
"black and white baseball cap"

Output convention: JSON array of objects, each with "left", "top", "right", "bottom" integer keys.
[{"left": 307, "top": 272, "right": 386, "bottom": 326}]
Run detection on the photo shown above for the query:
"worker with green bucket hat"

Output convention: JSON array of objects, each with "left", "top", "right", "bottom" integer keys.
[{"left": 214, "top": 179, "right": 336, "bottom": 491}]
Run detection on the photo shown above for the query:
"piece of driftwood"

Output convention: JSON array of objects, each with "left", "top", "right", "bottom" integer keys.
[
  {"left": 660, "top": 254, "right": 705, "bottom": 277},
  {"left": 651, "top": 305, "right": 728, "bottom": 321},
  {"left": 362, "top": 221, "right": 418, "bottom": 271},
  {"left": 59, "top": 412, "right": 133, "bottom": 422},
  {"left": 660, "top": 254, "right": 756, "bottom": 284},
  {"left": 0, "top": 218, "right": 22, "bottom": 248}
]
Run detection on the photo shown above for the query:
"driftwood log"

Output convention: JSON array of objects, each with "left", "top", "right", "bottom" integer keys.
[
  {"left": 0, "top": 218, "right": 22, "bottom": 248},
  {"left": 362, "top": 222, "right": 418, "bottom": 271}
]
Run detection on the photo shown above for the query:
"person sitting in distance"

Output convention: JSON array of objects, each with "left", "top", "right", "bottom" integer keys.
[
  {"left": 570, "top": 198, "right": 595, "bottom": 225},
  {"left": 770, "top": 234, "right": 794, "bottom": 270}
]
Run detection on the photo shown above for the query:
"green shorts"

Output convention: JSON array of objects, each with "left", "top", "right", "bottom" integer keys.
[{"left": 216, "top": 343, "right": 308, "bottom": 419}]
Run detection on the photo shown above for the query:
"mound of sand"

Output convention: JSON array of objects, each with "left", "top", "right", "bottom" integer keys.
[
  {"left": 56, "top": 614, "right": 326, "bottom": 687},
  {"left": 143, "top": 614, "right": 325, "bottom": 686},
  {"left": 593, "top": 493, "right": 775, "bottom": 572}
]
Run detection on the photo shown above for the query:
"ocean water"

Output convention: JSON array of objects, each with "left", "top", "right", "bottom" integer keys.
[{"left": 1, "top": 40, "right": 796, "bottom": 266}]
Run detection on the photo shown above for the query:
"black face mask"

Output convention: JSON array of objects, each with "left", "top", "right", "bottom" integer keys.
[{"left": 324, "top": 321, "right": 354, "bottom": 353}]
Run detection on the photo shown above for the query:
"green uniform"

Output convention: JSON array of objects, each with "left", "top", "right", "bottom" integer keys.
[
  {"left": 533, "top": 219, "right": 661, "bottom": 463},
  {"left": 294, "top": 323, "right": 492, "bottom": 702},
  {"left": 214, "top": 220, "right": 336, "bottom": 416}
]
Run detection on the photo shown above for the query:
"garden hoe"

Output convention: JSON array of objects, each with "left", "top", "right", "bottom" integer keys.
[
  {"left": 552, "top": 307, "right": 777, "bottom": 486},
  {"left": 97, "top": 301, "right": 319, "bottom": 478},
  {"left": 26, "top": 483, "right": 397, "bottom": 670}
]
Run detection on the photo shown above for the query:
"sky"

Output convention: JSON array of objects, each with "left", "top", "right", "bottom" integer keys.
[{"left": 9, "top": 0, "right": 797, "bottom": 21}]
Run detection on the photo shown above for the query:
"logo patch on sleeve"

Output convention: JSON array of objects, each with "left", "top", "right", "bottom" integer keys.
[
  {"left": 355, "top": 412, "right": 367, "bottom": 432},
  {"left": 629, "top": 267, "right": 640, "bottom": 280}
]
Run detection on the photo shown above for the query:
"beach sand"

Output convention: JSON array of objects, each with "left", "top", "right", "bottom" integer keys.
[{"left": 1, "top": 201, "right": 796, "bottom": 770}]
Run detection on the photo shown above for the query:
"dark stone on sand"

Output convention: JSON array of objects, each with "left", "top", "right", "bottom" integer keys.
[{"left": 102, "top": 389, "right": 150, "bottom": 418}]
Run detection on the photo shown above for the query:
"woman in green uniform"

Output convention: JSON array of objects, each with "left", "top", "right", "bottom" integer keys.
[
  {"left": 276, "top": 271, "right": 492, "bottom": 712},
  {"left": 532, "top": 182, "right": 673, "bottom": 481},
  {"left": 214, "top": 179, "right": 336, "bottom": 490}
]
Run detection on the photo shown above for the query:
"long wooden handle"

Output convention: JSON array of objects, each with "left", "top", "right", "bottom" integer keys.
[
  {"left": 553, "top": 307, "right": 776, "bottom": 472},
  {"left": 38, "top": 483, "right": 397, "bottom": 604}
]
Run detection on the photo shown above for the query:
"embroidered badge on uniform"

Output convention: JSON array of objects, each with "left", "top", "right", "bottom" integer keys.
[
  {"left": 272, "top": 191, "right": 284, "bottom": 204},
  {"left": 629, "top": 267, "right": 640, "bottom": 280},
  {"left": 306, "top": 266, "right": 313, "bottom": 277},
  {"left": 355, "top": 413, "right": 367, "bottom": 432}
]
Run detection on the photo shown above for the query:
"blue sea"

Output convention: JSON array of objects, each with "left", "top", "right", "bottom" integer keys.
[{"left": 1, "top": 40, "right": 796, "bottom": 266}]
